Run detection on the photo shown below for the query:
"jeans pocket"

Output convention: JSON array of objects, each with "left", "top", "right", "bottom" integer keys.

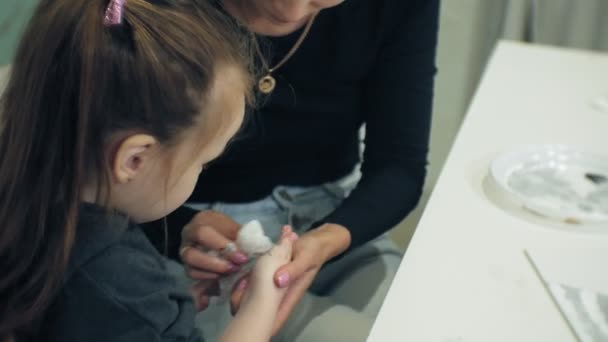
[{"left": 288, "top": 191, "right": 344, "bottom": 232}]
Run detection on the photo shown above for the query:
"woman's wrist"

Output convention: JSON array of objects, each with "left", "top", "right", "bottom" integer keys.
[{"left": 310, "top": 223, "right": 351, "bottom": 261}]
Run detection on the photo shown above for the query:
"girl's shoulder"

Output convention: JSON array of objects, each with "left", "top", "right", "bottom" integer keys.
[
  {"left": 41, "top": 205, "right": 203, "bottom": 341},
  {"left": 60, "top": 237, "right": 198, "bottom": 340}
]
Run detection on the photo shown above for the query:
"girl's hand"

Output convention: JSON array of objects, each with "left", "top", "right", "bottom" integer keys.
[
  {"left": 220, "top": 227, "right": 297, "bottom": 342},
  {"left": 240, "top": 226, "right": 298, "bottom": 309},
  {"left": 231, "top": 224, "right": 351, "bottom": 335}
]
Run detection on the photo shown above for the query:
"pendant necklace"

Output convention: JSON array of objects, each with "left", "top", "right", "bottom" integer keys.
[{"left": 254, "top": 12, "right": 318, "bottom": 94}]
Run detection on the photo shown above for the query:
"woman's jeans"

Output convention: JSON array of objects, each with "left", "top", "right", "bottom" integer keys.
[{"left": 182, "top": 174, "right": 403, "bottom": 342}]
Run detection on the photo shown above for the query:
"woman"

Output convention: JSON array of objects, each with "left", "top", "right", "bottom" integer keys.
[{"left": 145, "top": 0, "right": 440, "bottom": 341}]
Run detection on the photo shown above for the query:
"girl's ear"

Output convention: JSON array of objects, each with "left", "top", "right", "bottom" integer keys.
[{"left": 112, "top": 134, "right": 158, "bottom": 184}]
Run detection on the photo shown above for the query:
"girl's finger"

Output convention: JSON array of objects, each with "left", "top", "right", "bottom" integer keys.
[
  {"left": 274, "top": 226, "right": 297, "bottom": 260},
  {"left": 185, "top": 265, "right": 220, "bottom": 280}
]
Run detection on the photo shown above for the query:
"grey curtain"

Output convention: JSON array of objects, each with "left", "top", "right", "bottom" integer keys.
[{"left": 503, "top": 0, "right": 608, "bottom": 51}]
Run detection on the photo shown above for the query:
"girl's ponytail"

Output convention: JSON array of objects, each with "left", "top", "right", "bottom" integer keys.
[
  {"left": 0, "top": 0, "right": 253, "bottom": 338},
  {"left": 0, "top": 1, "right": 105, "bottom": 338}
]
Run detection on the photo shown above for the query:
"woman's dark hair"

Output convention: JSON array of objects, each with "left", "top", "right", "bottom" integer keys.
[{"left": 0, "top": 0, "right": 252, "bottom": 339}]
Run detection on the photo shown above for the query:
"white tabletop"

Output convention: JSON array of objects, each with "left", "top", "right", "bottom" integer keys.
[{"left": 368, "top": 41, "right": 608, "bottom": 342}]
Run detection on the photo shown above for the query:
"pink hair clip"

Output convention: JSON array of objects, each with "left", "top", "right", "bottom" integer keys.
[{"left": 104, "top": 0, "right": 126, "bottom": 26}]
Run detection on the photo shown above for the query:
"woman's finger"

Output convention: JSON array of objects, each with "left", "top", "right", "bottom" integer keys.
[
  {"left": 184, "top": 265, "right": 220, "bottom": 280},
  {"left": 272, "top": 271, "right": 317, "bottom": 335},
  {"left": 180, "top": 245, "right": 239, "bottom": 274},
  {"left": 188, "top": 210, "right": 240, "bottom": 240},
  {"left": 190, "top": 280, "right": 216, "bottom": 311},
  {"left": 273, "top": 248, "right": 313, "bottom": 288},
  {"left": 182, "top": 224, "right": 248, "bottom": 265},
  {"left": 230, "top": 275, "right": 249, "bottom": 316},
  {"left": 184, "top": 224, "right": 232, "bottom": 250}
]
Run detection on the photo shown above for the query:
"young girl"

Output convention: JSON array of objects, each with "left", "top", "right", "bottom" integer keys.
[{"left": 0, "top": 0, "right": 295, "bottom": 341}]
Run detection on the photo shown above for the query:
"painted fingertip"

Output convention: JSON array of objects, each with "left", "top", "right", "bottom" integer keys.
[
  {"left": 232, "top": 252, "right": 249, "bottom": 264},
  {"left": 288, "top": 232, "right": 299, "bottom": 241},
  {"left": 277, "top": 272, "right": 290, "bottom": 288},
  {"left": 280, "top": 226, "right": 291, "bottom": 240},
  {"left": 237, "top": 278, "right": 248, "bottom": 290},
  {"left": 198, "top": 297, "right": 210, "bottom": 311}
]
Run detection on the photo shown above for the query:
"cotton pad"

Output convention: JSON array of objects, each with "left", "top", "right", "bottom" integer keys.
[
  {"left": 236, "top": 220, "right": 274, "bottom": 256},
  {"left": 214, "top": 220, "right": 274, "bottom": 303}
]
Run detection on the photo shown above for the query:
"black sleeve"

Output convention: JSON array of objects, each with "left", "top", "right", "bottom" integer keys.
[
  {"left": 313, "top": 0, "right": 440, "bottom": 252},
  {"left": 142, "top": 205, "right": 199, "bottom": 260}
]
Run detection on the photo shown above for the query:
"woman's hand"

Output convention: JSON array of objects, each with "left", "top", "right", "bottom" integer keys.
[
  {"left": 189, "top": 279, "right": 219, "bottom": 312},
  {"left": 231, "top": 223, "right": 351, "bottom": 335},
  {"left": 179, "top": 210, "right": 250, "bottom": 280}
]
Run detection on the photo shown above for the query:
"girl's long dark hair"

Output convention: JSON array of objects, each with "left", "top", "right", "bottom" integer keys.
[{"left": 0, "top": 0, "right": 252, "bottom": 339}]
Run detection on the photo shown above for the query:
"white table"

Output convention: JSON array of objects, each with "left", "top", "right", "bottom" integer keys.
[{"left": 368, "top": 41, "right": 608, "bottom": 342}]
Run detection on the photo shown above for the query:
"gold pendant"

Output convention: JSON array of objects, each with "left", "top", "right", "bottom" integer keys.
[{"left": 258, "top": 75, "right": 276, "bottom": 94}]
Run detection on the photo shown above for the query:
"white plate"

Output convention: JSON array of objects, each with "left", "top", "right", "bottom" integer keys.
[{"left": 490, "top": 145, "right": 608, "bottom": 224}]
